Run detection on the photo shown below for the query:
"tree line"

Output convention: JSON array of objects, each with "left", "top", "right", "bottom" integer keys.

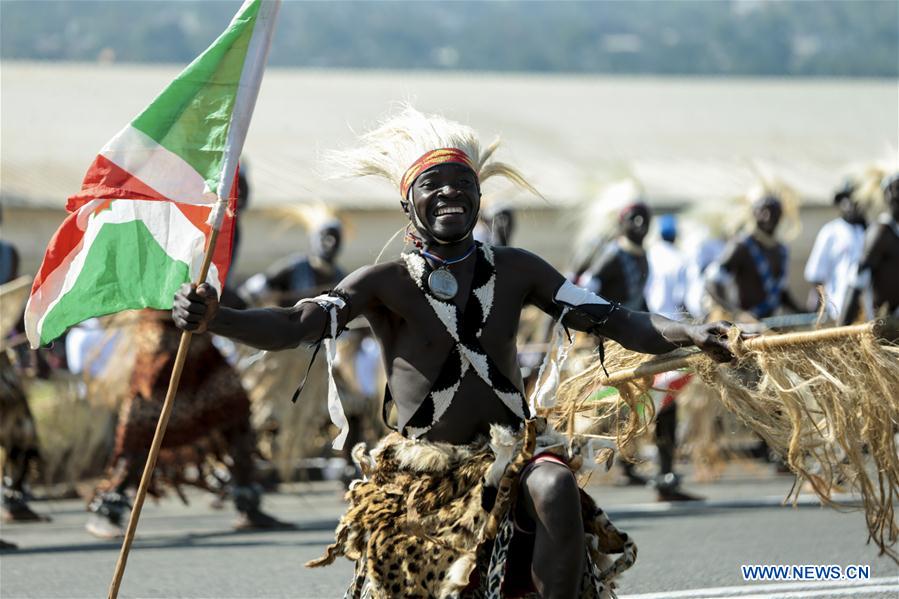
[{"left": 2, "top": 1, "right": 896, "bottom": 77}]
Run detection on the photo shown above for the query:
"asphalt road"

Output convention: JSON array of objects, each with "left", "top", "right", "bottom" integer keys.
[{"left": 2, "top": 468, "right": 898, "bottom": 599}]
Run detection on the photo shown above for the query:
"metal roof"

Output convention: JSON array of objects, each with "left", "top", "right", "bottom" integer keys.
[{"left": 2, "top": 61, "right": 897, "bottom": 209}]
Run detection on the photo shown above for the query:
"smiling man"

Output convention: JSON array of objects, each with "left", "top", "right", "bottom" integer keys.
[{"left": 173, "top": 106, "right": 735, "bottom": 598}]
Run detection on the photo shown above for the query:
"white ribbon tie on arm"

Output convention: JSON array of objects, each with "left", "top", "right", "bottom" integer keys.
[
  {"left": 297, "top": 294, "right": 349, "bottom": 450},
  {"left": 323, "top": 304, "right": 349, "bottom": 450},
  {"left": 530, "top": 280, "right": 610, "bottom": 412}
]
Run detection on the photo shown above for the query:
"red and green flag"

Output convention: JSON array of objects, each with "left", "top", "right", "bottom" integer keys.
[{"left": 25, "top": 0, "right": 280, "bottom": 348}]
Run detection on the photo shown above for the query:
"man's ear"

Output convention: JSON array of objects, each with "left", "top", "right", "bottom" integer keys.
[{"left": 400, "top": 200, "right": 411, "bottom": 218}]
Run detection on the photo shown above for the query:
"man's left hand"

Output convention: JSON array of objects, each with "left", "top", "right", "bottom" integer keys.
[{"left": 687, "top": 321, "right": 737, "bottom": 363}]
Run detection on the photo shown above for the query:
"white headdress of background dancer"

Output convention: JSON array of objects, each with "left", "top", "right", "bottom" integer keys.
[
  {"left": 264, "top": 201, "right": 346, "bottom": 256},
  {"left": 740, "top": 174, "right": 802, "bottom": 243},
  {"left": 569, "top": 178, "right": 645, "bottom": 278}
]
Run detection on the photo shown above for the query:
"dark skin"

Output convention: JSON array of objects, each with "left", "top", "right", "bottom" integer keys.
[
  {"left": 837, "top": 195, "right": 867, "bottom": 228},
  {"left": 621, "top": 204, "right": 651, "bottom": 247},
  {"left": 709, "top": 199, "right": 801, "bottom": 317},
  {"left": 312, "top": 225, "right": 342, "bottom": 265},
  {"left": 588, "top": 204, "right": 650, "bottom": 309},
  {"left": 841, "top": 179, "right": 899, "bottom": 324},
  {"left": 174, "top": 163, "right": 735, "bottom": 598}
]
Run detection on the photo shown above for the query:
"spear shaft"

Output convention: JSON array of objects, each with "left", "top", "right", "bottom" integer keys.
[{"left": 599, "top": 320, "right": 893, "bottom": 387}]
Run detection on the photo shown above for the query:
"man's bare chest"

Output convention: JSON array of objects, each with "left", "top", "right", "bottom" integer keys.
[
  {"left": 369, "top": 263, "right": 524, "bottom": 377},
  {"left": 363, "top": 247, "right": 532, "bottom": 438},
  {"left": 380, "top": 289, "right": 521, "bottom": 353}
]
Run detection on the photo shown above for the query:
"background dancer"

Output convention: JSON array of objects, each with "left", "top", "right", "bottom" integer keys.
[
  {"left": 85, "top": 314, "right": 292, "bottom": 538},
  {"left": 804, "top": 179, "right": 868, "bottom": 321},
  {"left": 842, "top": 172, "right": 899, "bottom": 323},
  {"left": 236, "top": 205, "right": 360, "bottom": 483},
  {"left": 239, "top": 206, "right": 345, "bottom": 307},
  {"left": 584, "top": 202, "right": 700, "bottom": 499},
  {"left": 585, "top": 202, "right": 651, "bottom": 310},
  {"left": 86, "top": 168, "right": 289, "bottom": 538},
  {"left": 707, "top": 189, "right": 802, "bottom": 319},
  {"left": 583, "top": 201, "right": 652, "bottom": 488},
  {"left": 1, "top": 220, "right": 46, "bottom": 525}
]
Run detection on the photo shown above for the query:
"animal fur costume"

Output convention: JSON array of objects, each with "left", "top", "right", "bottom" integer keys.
[
  {"left": 308, "top": 419, "right": 636, "bottom": 598},
  {"left": 91, "top": 312, "right": 258, "bottom": 503},
  {"left": 0, "top": 351, "right": 43, "bottom": 520}
]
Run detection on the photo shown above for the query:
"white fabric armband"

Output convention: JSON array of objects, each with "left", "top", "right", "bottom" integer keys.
[
  {"left": 296, "top": 293, "right": 350, "bottom": 450},
  {"left": 296, "top": 292, "right": 347, "bottom": 316},
  {"left": 529, "top": 281, "right": 611, "bottom": 414},
  {"left": 554, "top": 279, "right": 610, "bottom": 307}
]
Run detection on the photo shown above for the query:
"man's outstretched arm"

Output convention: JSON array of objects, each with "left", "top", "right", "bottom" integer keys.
[
  {"left": 518, "top": 249, "right": 734, "bottom": 362},
  {"left": 172, "top": 265, "right": 377, "bottom": 351},
  {"left": 558, "top": 282, "right": 734, "bottom": 362}
]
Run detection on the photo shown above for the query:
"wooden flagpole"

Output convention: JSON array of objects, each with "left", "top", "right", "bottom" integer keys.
[
  {"left": 106, "top": 222, "right": 225, "bottom": 599},
  {"left": 599, "top": 319, "right": 896, "bottom": 387},
  {"left": 96, "top": 2, "right": 280, "bottom": 593}
]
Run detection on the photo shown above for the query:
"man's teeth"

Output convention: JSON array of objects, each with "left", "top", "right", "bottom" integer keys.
[{"left": 436, "top": 206, "right": 465, "bottom": 216}]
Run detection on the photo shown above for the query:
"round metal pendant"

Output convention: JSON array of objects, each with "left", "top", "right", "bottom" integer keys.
[{"left": 427, "top": 268, "right": 458, "bottom": 301}]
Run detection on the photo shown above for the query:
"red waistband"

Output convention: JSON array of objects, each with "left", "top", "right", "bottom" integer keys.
[{"left": 527, "top": 452, "right": 568, "bottom": 468}]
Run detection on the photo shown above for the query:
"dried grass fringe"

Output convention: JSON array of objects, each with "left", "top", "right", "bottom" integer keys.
[{"left": 554, "top": 328, "right": 899, "bottom": 562}]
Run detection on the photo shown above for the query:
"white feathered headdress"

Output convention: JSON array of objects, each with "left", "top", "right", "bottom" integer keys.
[{"left": 324, "top": 104, "right": 542, "bottom": 202}]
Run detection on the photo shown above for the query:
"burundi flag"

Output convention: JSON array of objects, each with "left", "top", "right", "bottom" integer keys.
[{"left": 25, "top": 0, "right": 280, "bottom": 349}]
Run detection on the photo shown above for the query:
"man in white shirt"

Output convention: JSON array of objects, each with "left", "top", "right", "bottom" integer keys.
[
  {"left": 646, "top": 214, "right": 688, "bottom": 320},
  {"left": 804, "top": 181, "right": 868, "bottom": 321}
]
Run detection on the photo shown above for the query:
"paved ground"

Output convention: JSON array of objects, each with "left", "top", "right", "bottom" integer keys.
[{"left": 2, "top": 466, "right": 898, "bottom": 598}]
